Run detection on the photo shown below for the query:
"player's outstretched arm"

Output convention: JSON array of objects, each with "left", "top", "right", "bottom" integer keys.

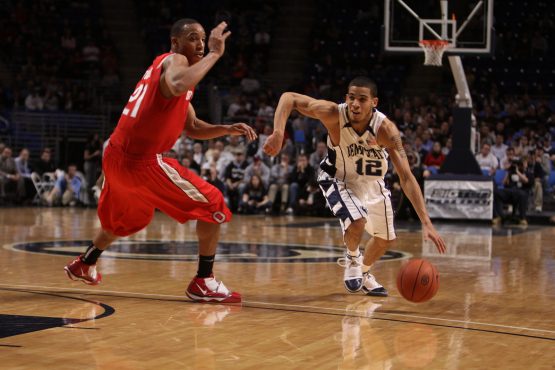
[
  {"left": 184, "top": 105, "right": 257, "bottom": 142},
  {"left": 161, "top": 22, "right": 230, "bottom": 97},
  {"left": 263, "top": 92, "right": 337, "bottom": 156},
  {"left": 379, "top": 119, "right": 446, "bottom": 254}
]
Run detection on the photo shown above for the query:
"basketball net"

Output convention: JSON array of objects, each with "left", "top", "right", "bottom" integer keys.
[{"left": 419, "top": 40, "right": 450, "bottom": 66}]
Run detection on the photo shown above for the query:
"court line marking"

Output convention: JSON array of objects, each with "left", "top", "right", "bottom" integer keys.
[
  {"left": 1, "top": 240, "right": 412, "bottom": 264},
  {"left": 1, "top": 283, "right": 554, "bottom": 337}
]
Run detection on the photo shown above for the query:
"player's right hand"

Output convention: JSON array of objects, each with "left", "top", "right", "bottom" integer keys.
[
  {"left": 208, "top": 22, "right": 231, "bottom": 57},
  {"left": 263, "top": 131, "right": 284, "bottom": 157}
]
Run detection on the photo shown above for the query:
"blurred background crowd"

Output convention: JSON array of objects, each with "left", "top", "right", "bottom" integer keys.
[{"left": 0, "top": 0, "right": 553, "bottom": 222}]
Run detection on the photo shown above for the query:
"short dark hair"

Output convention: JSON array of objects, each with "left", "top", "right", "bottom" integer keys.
[
  {"left": 348, "top": 76, "right": 378, "bottom": 97},
  {"left": 170, "top": 18, "right": 200, "bottom": 38}
]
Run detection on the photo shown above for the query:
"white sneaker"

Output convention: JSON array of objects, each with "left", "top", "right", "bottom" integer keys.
[
  {"left": 362, "top": 272, "right": 388, "bottom": 297},
  {"left": 337, "top": 253, "right": 364, "bottom": 292}
]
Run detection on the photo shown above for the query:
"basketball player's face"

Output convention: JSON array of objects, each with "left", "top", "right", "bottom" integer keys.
[
  {"left": 173, "top": 23, "right": 206, "bottom": 64},
  {"left": 345, "top": 86, "right": 378, "bottom": 124}
]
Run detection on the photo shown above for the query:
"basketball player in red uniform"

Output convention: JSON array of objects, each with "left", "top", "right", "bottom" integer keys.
[{"left": 64, "top": 19, "right": 257, "bottom": 303}]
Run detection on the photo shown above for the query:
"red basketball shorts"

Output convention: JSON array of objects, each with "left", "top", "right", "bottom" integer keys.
[{"left": 98, "top": 143, "right": 231, "bottom": 236}]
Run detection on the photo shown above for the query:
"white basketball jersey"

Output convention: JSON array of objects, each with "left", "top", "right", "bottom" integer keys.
[{"left": 320, "top": 103, "right": 388, "bottom": 183}]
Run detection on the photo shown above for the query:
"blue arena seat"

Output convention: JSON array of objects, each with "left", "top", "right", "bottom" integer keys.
[
  {"left": 494, "top": 169, "right": 507, "bottom": 188},
  {"left": 548, "top": 171, "right": 555, "bottom": 191}
]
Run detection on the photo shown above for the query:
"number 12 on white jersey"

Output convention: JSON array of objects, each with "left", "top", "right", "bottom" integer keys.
[{"left": 122, "top": 84, "right": 148, "bottom": 118}]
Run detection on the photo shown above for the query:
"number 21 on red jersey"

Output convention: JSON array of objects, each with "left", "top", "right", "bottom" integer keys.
[{"left": 122, "top": 67, "right": 152, "bottom": 118}]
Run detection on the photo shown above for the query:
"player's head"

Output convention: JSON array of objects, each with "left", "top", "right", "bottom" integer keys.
[
  {"left": 170, "top": 18, "right": 205, "bottom": 64},
  {"left": 345, "top": 76, "right": 378, "bottom": 124}
]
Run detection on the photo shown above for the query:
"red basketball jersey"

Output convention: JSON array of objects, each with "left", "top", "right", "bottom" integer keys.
[{"left": 110, "top": 52, "right": 194, "bottom": 156}]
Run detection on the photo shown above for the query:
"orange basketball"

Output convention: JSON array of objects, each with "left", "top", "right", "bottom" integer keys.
[{"left": 396, "top": 259, "right": 439, "bottom": 303}]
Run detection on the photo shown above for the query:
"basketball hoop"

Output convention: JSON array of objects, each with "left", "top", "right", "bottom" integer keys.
[{"left": 419, "top": 40, "right": 450, "bottom": 66}]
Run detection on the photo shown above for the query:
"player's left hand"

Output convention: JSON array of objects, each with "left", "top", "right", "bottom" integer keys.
[
  {"left": 228, "top": 123, "right": 257, "bottom": 142},
  {"left": 423, "top": 223, "right": 446, "bottom": 254}
]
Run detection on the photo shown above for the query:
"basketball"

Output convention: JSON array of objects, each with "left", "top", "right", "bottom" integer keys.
[{"left": 396, "top": 259, "right": 439, "bottom": 303}]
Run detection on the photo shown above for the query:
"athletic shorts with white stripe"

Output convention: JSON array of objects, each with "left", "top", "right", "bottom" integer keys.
[
  {"left": 97, "top": 142, "right": 231, "bottom": 237},
  {"left": 318, "top": 172, "right": 396, "bottom": 241}
]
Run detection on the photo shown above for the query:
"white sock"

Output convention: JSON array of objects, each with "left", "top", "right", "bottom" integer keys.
[
  {"left": 348, "top": 247, "right": 360, "bottom": 257},
  {"left": 362, "top": 264, "right": 371, "bottom": 274}
]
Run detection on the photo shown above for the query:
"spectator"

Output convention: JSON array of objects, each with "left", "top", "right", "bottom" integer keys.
[
  {"left": 423, "top": 142, "right": 445, "bottom": 172},
  {"left": 244, "top": 155, "right": 271, "bottom": 187},
  {"left": 492, "top": 158, "right": 530, "bottom": 226},
  {"left": 204, "top": 164, "right": 225, "bottom": 195},
  {"left": 288, "top": 153, "right": 316, "bottom": 215},
  {"left": 491, "top": 134, "right": 508, "bottom": 162},
  {"left": 529, "top": 152, "right": 546, "bottom": 212},
  {"left": 224, "top": 135, "right": 246, "bottom": 157},
  {"left": 240, "top": 174, "right": 271, "bottom": 214},
  {"left": 500, "top": 147, "right": 517, "bottom": 170},
  {"left": 84, "top": 133, "right": 103, "bottom": 201},
  {"left": 224, "top": 149, "right": 249, "bottom": 212},
  {"left": 43, "top": 164, "right": 82, "bottom": 207},
  {"left": 475, "top": 143, "right": 499, "bottom": 175},
  {"left": 191, "top": 142, "right": 205, "bottom": 169},
  {"left": 309, "top": 141, "right": 327, "bottom": 171},
  {"left": 24, "top": 87, "right": 44, "bottom": 111},
  {"left": 0, "top": 146, "right": 25, "bottom": 203},
  {"left": 181, "top": 156, "right": 200, "bottom": 176},
  {"left": 240, "top": 73, "right": 261, "bottom": 96},
  {"left": 33, "top": 148, "right": 56, "bottom": 175},
  {"left": 268, "top": 153, "right": 293, "bottom": 214},
  {"left": 14, "top": 148, "right": 34, "bottom": 201}
]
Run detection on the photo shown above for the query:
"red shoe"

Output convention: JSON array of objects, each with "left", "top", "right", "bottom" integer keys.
[
  {"left": 186, "top": 275, "right": 241, "bottom": 303},
  {"left": 64, "top": 255, "right": 102, "bottom": 285}
]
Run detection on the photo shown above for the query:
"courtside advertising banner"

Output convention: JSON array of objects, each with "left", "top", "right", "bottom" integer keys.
[{"left": 424, "top": 180, "right": 493, "bottom": 220}]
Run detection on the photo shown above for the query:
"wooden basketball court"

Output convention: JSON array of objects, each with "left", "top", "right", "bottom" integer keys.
[{"left": 1, "top": 208, "right": 554, "bottom": 369}]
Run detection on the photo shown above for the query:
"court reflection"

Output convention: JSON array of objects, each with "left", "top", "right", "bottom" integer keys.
[{"left": 422, "top": 224, "right": 493, "bottom": 261}]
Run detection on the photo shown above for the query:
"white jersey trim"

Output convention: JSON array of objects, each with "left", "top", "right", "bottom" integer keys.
[{"left": 156, "top": 154, "right": 209, "bottom": 203}]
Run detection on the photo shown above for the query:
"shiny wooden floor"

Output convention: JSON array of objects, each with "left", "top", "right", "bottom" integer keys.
[{"left": 1, "top": 207, "right": 554, "bottom": 370}]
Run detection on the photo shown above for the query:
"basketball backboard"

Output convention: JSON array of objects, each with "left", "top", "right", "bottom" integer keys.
[{"left": 384, "top": 0, "right": 494, "bottom": 54}]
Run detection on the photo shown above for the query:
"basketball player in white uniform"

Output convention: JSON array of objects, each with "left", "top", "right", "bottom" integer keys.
[{"left": 263, "top": 76, "right": 446, "bottom": 296}]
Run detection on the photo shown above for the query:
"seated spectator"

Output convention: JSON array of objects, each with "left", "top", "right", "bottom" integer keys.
[
  {"left": 0, "top": 146, "right": 25, "bottom": 203},
  {"left": 191, "top": 142, "right": 205, "bottom": 169},
  {"left": 224, "top": 149, "right": 249, "bottom": 212},
  {"left": 181, "top": 156, "right": 200, "bottom": 176},
  {"left": 204, "top": 164, "right": 225, "bottom": 195},
  {"left": 224, "top": 135, "right": 246, "bottom": 158},
  {"left": 84, "top": 133, "right": 103, "bottom": 202},
  {"left": 530, "top": 150, "right": 547, "bottom": 212},
  {"left": 239, "top": 174, "right": 271, "bottom": 214},
  {"left": 214, "top": 140, "right": 234, "bottom": 169},
  {"left": 25, "top": 87, "right": 44, "bottom": 111},
  {"left": 201, "top": 148, "right": 228, "bottom": 180},
  {"left": 309, "top": 141, "right": 327, "bottom": 171},
  {"left": 256, "top": 96, "right": 275, "bottom": 123},
  {"left": 423, "top": 142, "right": 445, "bottom": 172},
  {"left": 288, "top": 153, "right": 316, "bottom": 214},
  {"left": 475, "top": 143, "right": 499, "bottom": 175},
  {"left": 240, "top": 72, "right": 261, "bottom": 96},
  {"left": 268, "top": 153, "right": 293, "bottom": 214},
  {"left": 491, "top": 134, "right": 508, "bottom": 162},
  {"left": 14, "top": 148, "right": 35, "bottom": 202},
  {"left": 43, "top": 164, "right": 82, "bottom": 207},
  {"left": 227, "top": 95, "right": 253, "bottom": 121},
  {"left": 244, "top": 155, "right": 270, "bottom": 187},
  {"left": 493, "top": 158, "right": 531, "bottom": 226},
  {"left": 33, "top": 148, "right": 56, "bottom": 175},
  {"left": 500, "top": 147, "right": 517, "bottom": 170}
]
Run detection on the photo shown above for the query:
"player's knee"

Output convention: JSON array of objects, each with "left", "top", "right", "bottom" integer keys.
[{"left": 347, "top": 218, "right": 366, "bottom": 235}]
